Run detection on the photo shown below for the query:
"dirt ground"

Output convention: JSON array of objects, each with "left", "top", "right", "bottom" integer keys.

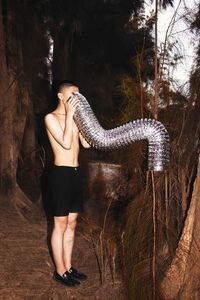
[{"left": 0, "top": 198, "right": 127, "bottom": 300}]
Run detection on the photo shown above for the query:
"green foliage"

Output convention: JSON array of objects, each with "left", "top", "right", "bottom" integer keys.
[
  {"left": 114, "top": 75, "right": 150, "bottom": 123},
  {"left": 45, "top": 0, "right": 155, "bottom": 122}
]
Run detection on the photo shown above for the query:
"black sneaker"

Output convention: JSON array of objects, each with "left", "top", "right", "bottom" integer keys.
[
  {"left": 68, "top": 267, "right": 87, "bottom": 281},
  {"left": 53, "top": 271, "right": 80, "bottom": 287}
]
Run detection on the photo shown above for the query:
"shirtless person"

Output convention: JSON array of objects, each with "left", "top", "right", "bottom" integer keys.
[{"left": 44, "top": 82, "right": 91, "bottom": 287}]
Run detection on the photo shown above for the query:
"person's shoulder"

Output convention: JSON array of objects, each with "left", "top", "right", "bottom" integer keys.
[{"left": 44, "top": 112, "right": 56, "bottom": 124}]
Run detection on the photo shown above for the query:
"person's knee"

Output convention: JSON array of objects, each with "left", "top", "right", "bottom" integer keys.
[
  {"left": 67, "top": 218, "right": 77, "bottom": 231},
  {"left": 54, "top": 216, "right": 68, "bottom": 233}
]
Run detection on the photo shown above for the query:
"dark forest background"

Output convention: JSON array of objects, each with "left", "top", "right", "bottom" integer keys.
[{"left": 0, "top": 0, "right": 200, "bottom": 299}]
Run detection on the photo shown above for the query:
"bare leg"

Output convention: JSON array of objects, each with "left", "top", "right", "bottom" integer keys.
[
  {"left": 63, "top": 212, "right": 78, "bottom": 271},
  {"left": 51, "top": 216, "right": 68, "bottom": 276}
]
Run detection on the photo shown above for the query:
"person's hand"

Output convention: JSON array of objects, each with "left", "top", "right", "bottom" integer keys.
[{"left": 63, "top": 94, "right": 78, "bottom": 117}]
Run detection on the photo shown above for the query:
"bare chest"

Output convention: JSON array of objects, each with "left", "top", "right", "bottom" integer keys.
[{"left": 57, "top": 116, "right": 79, "bottom": 141}]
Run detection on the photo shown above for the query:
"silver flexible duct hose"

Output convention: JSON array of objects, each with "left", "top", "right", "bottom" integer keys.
[{"left": 73, "top": 92, "right": 170, "bottom": 171}]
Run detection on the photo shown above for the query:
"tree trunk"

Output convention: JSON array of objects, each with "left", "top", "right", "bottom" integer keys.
[
  {"left": 160, "top": 155, "right": 200, "bottom": 299},
  {"left": 0, "top": 0, "right": 32, "bottom": 210},
  {"left": 52, "top": 32, "right": 73, "bottom": 81}
]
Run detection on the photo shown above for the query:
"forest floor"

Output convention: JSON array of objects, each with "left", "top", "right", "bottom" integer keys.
[{"left": 0, "top": 197, "right": 127, "bottom": 300}]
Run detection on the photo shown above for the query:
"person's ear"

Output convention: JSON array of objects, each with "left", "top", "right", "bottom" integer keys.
[{"left": 57, "top": 92, "right": 63, "bottom": 101}]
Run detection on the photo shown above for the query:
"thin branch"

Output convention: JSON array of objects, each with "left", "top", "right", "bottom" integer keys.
[
  {"left": 151, "top": 171, "right": 156, "bottom": 300},
  {"left": 159, "top": 0, "right": 182, "bottom": 83},
  {"left": 154, "top": 0, "right": 159, "bottom": 119}
]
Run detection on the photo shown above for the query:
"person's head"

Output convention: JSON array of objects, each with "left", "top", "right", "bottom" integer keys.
[{"left": 57, "top": 80, "right": 79, "bottom": 103}]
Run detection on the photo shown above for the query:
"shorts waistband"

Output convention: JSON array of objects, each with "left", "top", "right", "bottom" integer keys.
[{"left": 53, "top": 165, "right": 79, "bottom": 170}]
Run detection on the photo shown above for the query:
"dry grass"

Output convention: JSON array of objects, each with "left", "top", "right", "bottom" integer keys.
[{"left": 0, "top": 197, "right": 126, "bottom": 300}]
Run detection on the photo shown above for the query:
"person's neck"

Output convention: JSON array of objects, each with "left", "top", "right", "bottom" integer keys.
[
  {"left": 55, "top": 103, "right": 66, "bottom": 115},
  {"left": 55, "top": 111, "right": 66, "bottom": 115}
]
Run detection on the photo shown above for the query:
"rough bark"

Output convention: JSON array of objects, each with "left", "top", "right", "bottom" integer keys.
[
  {"left": 52, "top": 31, "right": 75, "bottom": 81},
  {"left": 0, "top": 0, "right": 32, "bottom": 210},
  {"left": 160, "top": 155, "right": 200, "bottom": 299}
]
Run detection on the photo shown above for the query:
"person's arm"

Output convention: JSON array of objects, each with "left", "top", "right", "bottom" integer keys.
[
  {"left": 44, "top": 96, "right": 77, "bottom": 149},
  {"left": 79, "top": 132, "right": 91, "bottom": 148}
]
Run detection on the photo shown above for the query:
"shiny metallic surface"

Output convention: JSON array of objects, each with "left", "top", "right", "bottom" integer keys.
[{"left": 74, "top": 92, "right": 170, "bottom": 171}]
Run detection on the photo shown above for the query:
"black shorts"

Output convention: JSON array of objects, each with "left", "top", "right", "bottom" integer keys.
[{"left": 48, "top": 165, "right": 83, "bottom": 216}]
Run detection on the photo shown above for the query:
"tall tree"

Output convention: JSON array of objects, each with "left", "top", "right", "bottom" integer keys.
[
  {"left": 159, "top": 3, "right": 200, "bottom": 298},
  {"left": 0, "top": 0, "right": 50, "bottom": 205},
  {"left": 15, "top": 0, "right": 51, "bottom": 201},
  {"left": 189, "top": 2, "right": 200, "bottom": 106},
  {"left": 47, "top": 0, "right": 155, "bottom": 123},
  {"left": 0, "top": 0, "right": 30, "bottom": 208}
]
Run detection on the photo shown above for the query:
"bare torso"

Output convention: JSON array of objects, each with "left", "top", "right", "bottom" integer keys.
[
  {"left": 46, "top": 113, "right": 80, "bottom": 167},
  {"left": 45, "top": 86, "right": 90, "bottom": 166}
]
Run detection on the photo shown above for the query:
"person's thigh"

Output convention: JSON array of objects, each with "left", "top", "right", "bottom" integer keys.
[
  {"left": 69, "top": 168, "right": 84, "bottom": 214},
  {"left": 50, "top": 166, "right": 71, "bottom": 216}
]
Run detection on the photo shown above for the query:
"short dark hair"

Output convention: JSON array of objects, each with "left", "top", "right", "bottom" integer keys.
[{"left": 57, "top": 80, "right": 78, "bottom": 94}]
